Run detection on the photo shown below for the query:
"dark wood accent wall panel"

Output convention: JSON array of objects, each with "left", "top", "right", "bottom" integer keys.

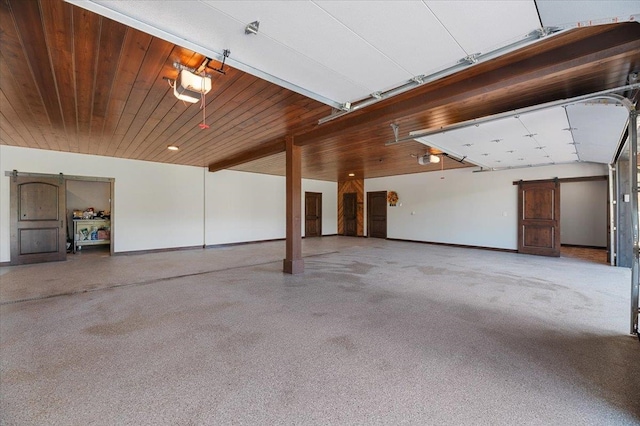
[{"left": 338, "top": 179, "right": 364, "bottom": 236}]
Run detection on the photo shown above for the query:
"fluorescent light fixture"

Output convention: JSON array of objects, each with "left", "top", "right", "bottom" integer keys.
[
  {"left": 167, "top": 145, "right": 179, "bottom": 151},
  {"left": 174, "top": 69, "right": 212, "bottom": 103}
]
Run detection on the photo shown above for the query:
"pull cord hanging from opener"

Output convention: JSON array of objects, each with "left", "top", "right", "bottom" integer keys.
[
  {"left": 198, "top": 49, "right": 230, "bottom": 130},
  {"left": 199, "top": 77, "right": 209, "bottom": 129}
]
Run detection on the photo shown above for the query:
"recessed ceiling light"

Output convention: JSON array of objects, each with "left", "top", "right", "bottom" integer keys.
[
  {"left": 348, "top": 173, "right": 355, "bottom": 177},
  {"left": 167, "top": 145, "right": 179, "bottom": 151}
]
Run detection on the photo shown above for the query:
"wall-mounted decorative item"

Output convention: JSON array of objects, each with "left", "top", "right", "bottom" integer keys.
[{"left": 387, "top": 191, "right": 399, "bottom": 207}]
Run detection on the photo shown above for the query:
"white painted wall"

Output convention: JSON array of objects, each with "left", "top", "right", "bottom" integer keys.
[
  {"left": 2, "top": 145, "right": 603, "bottom": 260},
  {"left": 205, "top": 170, "right": 285, "bottom": 245},
  {"left": 204, "top": 169, "right": 337, "bottom": 245},
  {"left": 365, "top": 163, "right": 608, "bottom": 250},
  {"left": 0, "top": 146, "right": 205, "bottom": 261},
  {"left": 560, "top": 180, "right": 608, "bottom": 247},
  {"left": 66, "top": 180, "right": 111, "bottom": 213},
  {"left": 1, "top": 146, "right": 338, "bottom": 261}
]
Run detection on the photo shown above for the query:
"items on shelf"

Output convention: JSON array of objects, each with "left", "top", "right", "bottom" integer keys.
[
  {"left": 72, "top": 207, "right": 111, "bottom": 253},
  {"left": 73, "top": 208, "right": 111, "bottom": 220}
]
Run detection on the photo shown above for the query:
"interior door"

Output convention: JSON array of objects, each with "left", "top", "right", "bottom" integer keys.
[
  {"left": 10, "top": 175, "right": 67, "bottom": 265},
  {"left": 305, "top": 192, "right": 322, "bottom": 237},
  {"left": 367, "top": 191, "right": 387, "bottom": 239},
  {"left": 518, "top": 179, "right": 560, "bottom": 257},
  {"left": 343, "top": 192, "right": 357, "bottom": 236}
]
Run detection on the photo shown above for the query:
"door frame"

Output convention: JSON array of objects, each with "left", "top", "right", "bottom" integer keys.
[
  {"left": 65, "top": 176, "right": 115, "bottom": 256},
  {"left": 367, "top": 191, "right": 387, "bottom": 239},
  {"left": 5, "top": 171, "right": 115, "bottom": 261},
  {"left": 343, "top": 192, "right": 357, "bottom": 236},
  {"left": 10, "top": 173, "right": 67, "bottom": 265},
  {"left": 517, "top": 179, "right": 560, "bottom": 257},
  {"left": 304, "top": 191, "right": 322, "bottom": 237}
]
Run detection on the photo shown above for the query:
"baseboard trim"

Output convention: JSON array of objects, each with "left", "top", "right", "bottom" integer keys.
[
  {"left": 114, "top": 245, "right": 205, "bottom": 256},
  {"left": 205, "top": 234, "right": 339, "bottom": 249},
  {"left": 561, "top": 244, "right": 607, "bottom": 250},
  {"left": 386, "top": 238, "right": 518, "bottom": 253},
  {"left": 2, "top": 235, "right": 343, "bottom": 263},
  {"left": 205, "top": 238, "right": 285, "bottom": 249}
]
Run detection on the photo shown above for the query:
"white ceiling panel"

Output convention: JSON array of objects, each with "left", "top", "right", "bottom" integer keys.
[
  {"left": 81, "top": 0, "right": 373, "bottom": 103},
  {"left": 410, "top": 104, "right": 632, "bottom": 169},
  {"left": 425, "top": 0, "right": 541, "bottom": 55},
  {"left": 206, "top": 1, "right": 411, "bottom": 95},
  {"left": 567, "top": 103, "right": 629, "bottom": 163},
  {"left": 314, "top": 0, "right": 466, "bottom": 79},
  {"left": 536, "top": 1, "right": 640, "bottom": 28},
  {"left": 70, "top": 0, "right": 633, "bottom": 111},
  {"left": 71, "top": 0, "right": 549, "bottom": 106}
]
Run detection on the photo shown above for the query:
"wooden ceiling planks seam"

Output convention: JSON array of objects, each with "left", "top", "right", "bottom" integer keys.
[
  {"left": 167, "top": 78, "right": 288, "bottom": 161},
  {"left": 96, "top": 29, "right": 151, "bottom": 156},
  {"left": 120, "top": 49, "right": 210, "bottom": 159},
  {"left": 115, "top": 46, "right": 200, "bottom": 159},
  {"left": 39, "top": 0, "right": 76, "bottom": 150},
  {"left": 0, "top": 1, "right": 66, "bottom": 152},
  {"left": 176, "top": 92, "right": 325, "bottom": 167},
  {"left": 105, "top": 37, "right": 174, "bottom": 157},
  {"left": 0, "top": 70, "right": 48, "bottom": 150},
  {"left": 72, "top": 4, "right": 100, "bottom": 152},
  {"left": 89, "top": 17, "right": 128, "bottom": 148},
  {"left": 143, "top": 72, "right": 269, "bottom": 163}
]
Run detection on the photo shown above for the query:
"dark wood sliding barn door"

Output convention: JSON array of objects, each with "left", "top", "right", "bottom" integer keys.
[
  {"left": 367, "top": 191, "right": 387, "bottom": 239},
  {"left": 343, "top": 192, "right": 357, "bottom": 236},
  {"left": 518, "top": 180, "right": 560, "bottom": 257},
  {"left": 10, "top": 175, "right": 67, "bottom": 265},
  {"left": 305, "top": 192, "right": 322, "bottom": 237}
]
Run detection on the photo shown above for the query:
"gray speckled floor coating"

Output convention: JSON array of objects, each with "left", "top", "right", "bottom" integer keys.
[{"left": 1, "top": 237, "right": 638, "bottom": 425}]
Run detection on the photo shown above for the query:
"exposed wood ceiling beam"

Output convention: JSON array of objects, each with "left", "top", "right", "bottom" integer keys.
[
  {"left": 207, "top": 23, "right": 640, "bottom": 175},
  {"left": 294, "top": 24, "right": 640, "bottom": 146},
  {"left": 208, "top": 138, "right": 285, "bottom": 172}
]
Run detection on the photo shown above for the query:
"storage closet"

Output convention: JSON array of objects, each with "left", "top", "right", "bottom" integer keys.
[{"left": 66, "top": 179, "right": 112, "bottom": 254}]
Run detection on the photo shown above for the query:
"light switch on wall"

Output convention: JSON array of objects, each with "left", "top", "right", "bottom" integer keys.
[{"left": 624, "top": 194, "right": 630, "bottom": 202}]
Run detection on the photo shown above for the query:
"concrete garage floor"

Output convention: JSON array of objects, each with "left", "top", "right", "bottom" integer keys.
[{"left": 1, "top": 237, "right": 638, "bottom": 425}]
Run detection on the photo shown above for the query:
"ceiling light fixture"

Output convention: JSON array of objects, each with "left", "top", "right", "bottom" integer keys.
[
  {"left": 167, "top": 145, "right": 179, "bottom": 151},
  {"left": 348, "top": 173, "right": 355, "bottom": 177}
]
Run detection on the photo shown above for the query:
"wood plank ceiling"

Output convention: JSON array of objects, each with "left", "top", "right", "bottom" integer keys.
[{"left": 1, "top": 0, "right": 639, "bottom": 182}]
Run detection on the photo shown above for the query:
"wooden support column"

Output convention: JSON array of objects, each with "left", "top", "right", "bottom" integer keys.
[{"left": 283, "top": 135, "right": 304, "bottom": 274}]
